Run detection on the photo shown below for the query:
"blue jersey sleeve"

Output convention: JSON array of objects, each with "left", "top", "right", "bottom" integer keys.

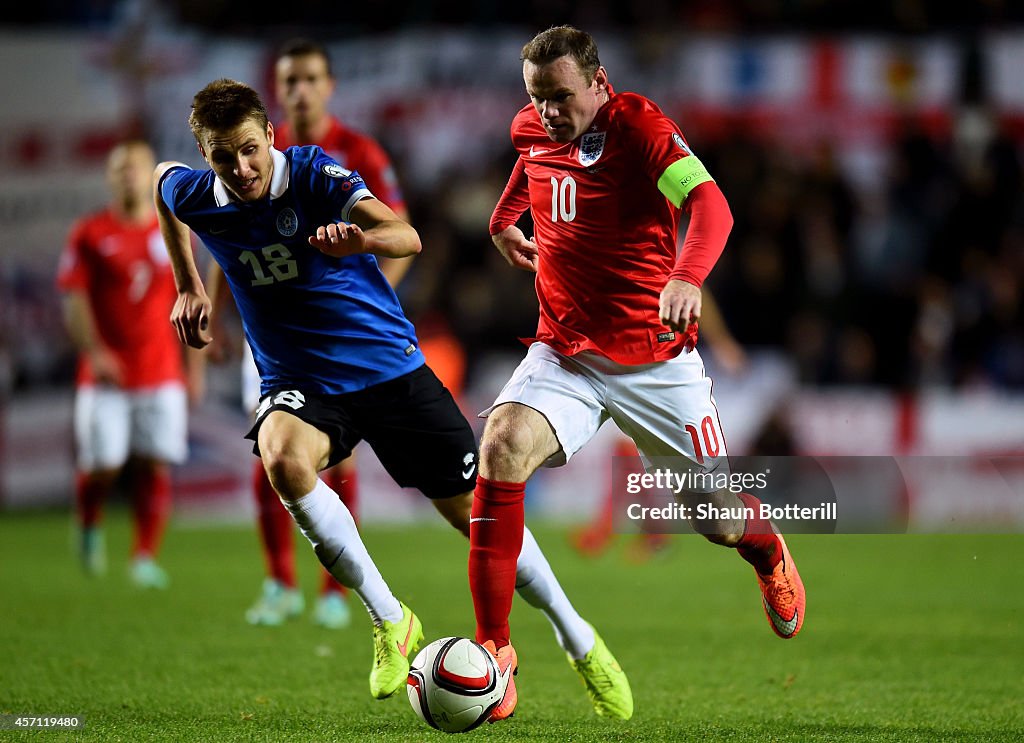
[
  {"left": 159, "top": 165, "right": 204, "bottom": 217},
  {"left": 302, "top": 147, "right": 373, "bottom": 222}
]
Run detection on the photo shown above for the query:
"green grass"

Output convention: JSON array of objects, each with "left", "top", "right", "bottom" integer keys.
[{"left": 1, "top": 510, "right": 1022, "bottom": 742}]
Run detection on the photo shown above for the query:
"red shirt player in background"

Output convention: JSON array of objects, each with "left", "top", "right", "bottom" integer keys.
[
  {"left": 208, "top": 39, "right": 415, "bottom": 630},
  {"left": 57, "top": 140, "right": 201, "bottom": 589},
  {"left": 469, "top": 26, "right": 808, "bottom": 722}
]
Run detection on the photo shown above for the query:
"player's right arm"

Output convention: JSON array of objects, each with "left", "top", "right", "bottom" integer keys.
[
  {"left": 56, "top": 224, "right": 124, "bottom": 385},
  {"left": 153, "top": 162, "right": 213, "bottom": 349},
  {"left": 60, "top": 290, "right": 124, "bottom": 386},
  {"left": 489, "top": 157, "right": 538, "bottom": 272}
]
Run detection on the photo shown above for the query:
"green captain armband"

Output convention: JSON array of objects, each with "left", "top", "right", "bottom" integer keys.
[{"left": 657, "top": 156, "right": 714, "bottom": 208}]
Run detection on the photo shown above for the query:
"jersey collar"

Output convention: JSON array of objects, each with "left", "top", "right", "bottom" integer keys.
[{"left": 212, "top": 147, "right": 290, "bottom": 207}]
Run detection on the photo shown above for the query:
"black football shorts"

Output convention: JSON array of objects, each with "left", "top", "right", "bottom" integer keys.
[{"left": 246, "top": 364, "right": 478, "bottom": 499}]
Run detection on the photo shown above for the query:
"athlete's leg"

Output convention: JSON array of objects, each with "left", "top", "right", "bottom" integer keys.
[
  {"left": 75, "top": 468, "right": 118, "bottom": 575},
  {"left": 73, "top": 385, "right": 130, "bottom": 576},
  {"left": 252, "top": 458, "right": 297, "bottom": 587},
  {"left": 258, "top": 409, "right": 420, "bottom": 697},
  {"left": 125, "top": 456, "right": 172, "bottom": 589},
  {"left": 470, "top": 402, "right": 559, "bottom": 648},
  {"left": 126, "top": 383, "right": 187, "bottom": 588},
  {"left": 608, "top": 349, "right": 805, "bottom": 638},
  {"left": 246, "top": 459, "right": 304, "bottom": 625},
  {"left": 690, "top": 488, "right": 805, "bottom": 638},
  {"left": 257, "top": 410, "right": 401, "bottom": 623},
  {"left": 127, "top": 456, "right": 172, "bottom": 560},
  {"left": 317, "top": 455, "right": 355, "bottom": 628},
  {"left": 241, "top": 347, "right": 302, "bottom": 621},
  {"left": 434, "top": 492, "right": 594, "bottom": 658}
]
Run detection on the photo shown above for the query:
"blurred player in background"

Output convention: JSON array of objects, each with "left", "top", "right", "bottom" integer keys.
[
  {"left": 157, "top": 79, "right": 624, "bottom": 705},
  {"left": 208, "top": 38, "right": 414, "bottom": 630},
  {"left": 57, "top": 140, "right": 201, "bottom": 589},
  {"left": 470, "top": 25, "right": 807, "bottom": 721}
]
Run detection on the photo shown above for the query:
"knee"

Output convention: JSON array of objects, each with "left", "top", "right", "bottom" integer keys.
[
  {"left": 687, "top": 489, "right": 745, "bottom": 547},
  {"left": 479, "top": 415, "right": 539, "bottom": 481},
  {"left": 260, "top": 446, "right": 315, "bottom": 502}
]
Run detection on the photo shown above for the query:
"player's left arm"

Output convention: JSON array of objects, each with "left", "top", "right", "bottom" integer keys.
[
  {"left": 659, "top": 181, "right": 733, "bottom": 332},
  {"left": 308, "top": 196, "right": 422, "bottom": 259},
  {"left": 643, "top": 119, "right": 733, "bottom": 332},
  {"left": 361, "top": 145, "right": 414, "bottom": 287}
]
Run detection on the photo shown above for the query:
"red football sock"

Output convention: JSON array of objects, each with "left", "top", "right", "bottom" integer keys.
[
  {"left": 131, "top": 466, "right": 172, "bottom": 558},
  {"left": 319, "top": 464, "right": 356, "bottom": 597},
  {"left": 76, "top": 473, "right": 109, "bottom": 528},
  {"left": 468, "top": 476, "right": 525, "bottom": 648},
  {"left": 253, "top": 459, "right": 297, "bottom": 588},
  {"left": 734, "top": 492, "right": 783, "bottom": 574}
]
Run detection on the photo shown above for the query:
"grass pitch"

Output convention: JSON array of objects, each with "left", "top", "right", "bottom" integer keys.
[{"left": 1, "top": 509, "right": 1022, "bottom": 742}]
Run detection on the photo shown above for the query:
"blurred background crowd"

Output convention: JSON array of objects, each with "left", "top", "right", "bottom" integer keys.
[
  {"left": 1, "top": 2, "right": 1023, "bottom": 522},
  {"left": 2, "top": 1, "right": 1022, "bottom": 396}
]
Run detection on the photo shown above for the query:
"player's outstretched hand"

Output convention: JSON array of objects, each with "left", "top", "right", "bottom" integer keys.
[
  {"left": 659, "top": 279, "right": 701, "bottom": 333},
  {"left": 492, "top": 226, "right": 539, "bottom": 272},
  {"left": 309, "top": 222, "right": 366, "bottom": 257},
  {"left": 171, "top": 290, "right": 213, "bottom": 349}
]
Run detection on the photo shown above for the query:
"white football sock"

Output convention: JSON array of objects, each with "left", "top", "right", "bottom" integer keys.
[
  {"left": 281, "top": 479, "right": 402, "bottom": 625},
  {"left": 515, "top": 526, "right": 595, "bottom": 659}
]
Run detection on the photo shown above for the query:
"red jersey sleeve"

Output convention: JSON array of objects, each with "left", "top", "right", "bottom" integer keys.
[
  {"left": 670, "top": 181, "right": 733, "bottom": 287},
  {"left": 351, "top": 138, "right": 406, "bottom": 214},
  {"left": 619, "top": 99, "right": 731, "bottom": 288},
  {"left": 489, "top": 156, "right": 531, "bottom": 235}
]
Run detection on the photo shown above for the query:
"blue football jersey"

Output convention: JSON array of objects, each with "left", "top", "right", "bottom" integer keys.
[{"left": 160, "top": 145, "right": 423, "bottom": 395}]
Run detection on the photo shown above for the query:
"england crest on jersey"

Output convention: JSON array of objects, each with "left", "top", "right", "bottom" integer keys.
[{"left": 579, "top": 131, "right": 606, "bottom": 166}]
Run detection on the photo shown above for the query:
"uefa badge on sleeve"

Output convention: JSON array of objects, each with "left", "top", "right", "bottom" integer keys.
[
  {"left": 672, "top": 132, "right": 693, "bottom": 155},
  {"left": 322, "top": 163, "right": 351, "bottom": 178}
]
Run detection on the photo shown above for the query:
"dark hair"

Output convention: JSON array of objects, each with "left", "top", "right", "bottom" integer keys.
[
  {"left": 188, "top": 79, "right": 269, "bottom": 143},
  {"left": 276, "top": 37, "right": 333, "bottom": 77},
  {"left": 521, "top": 25, "right": 601, "bottom": 82}
]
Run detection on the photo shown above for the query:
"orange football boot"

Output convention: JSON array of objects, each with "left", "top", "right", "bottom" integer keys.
[
  {"left": 482, "top": 640, "right": 518, "bottom": 722},
  {"left": 756, "top": 531, "right": 806, "bottom": 639}
]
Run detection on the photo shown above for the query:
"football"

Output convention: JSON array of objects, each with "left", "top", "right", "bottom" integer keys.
[{"left": 406, "top": 636, "right": 504, "bottom": 733}]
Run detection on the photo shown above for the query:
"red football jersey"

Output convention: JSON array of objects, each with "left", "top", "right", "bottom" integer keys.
[
  {"left": 57, "top": 209, "right": 184, "bottom": 388},
  {"left": 492, "top": 90, "right": 714, "bottom": 364},
  {"left": 275, "top": 116, "right": 406, "bottom": 213}
]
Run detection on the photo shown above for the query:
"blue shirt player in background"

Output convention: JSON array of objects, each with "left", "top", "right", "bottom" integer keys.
[{"left": 153, "top": 79, "right": 622, "bottom": 713}]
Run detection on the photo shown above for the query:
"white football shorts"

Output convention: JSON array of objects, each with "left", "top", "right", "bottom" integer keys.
[
  {"left": 74, "top": 382, "right": 188, "bottom": 470},
  {"left": 482, "top": 342, "right": 729, "bottom": 486}
]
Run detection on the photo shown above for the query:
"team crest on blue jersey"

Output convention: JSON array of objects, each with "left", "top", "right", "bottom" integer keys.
[
  {"left": 672, "top": 132, "right": 693, "bottom": 155},
  {"left": 579, "top": 131, "right": 606, "bottom": 166},
  {"left": 276, "top": 208, "right": 299, "bottom": 237},
  {"left": 322, "top": 163, "right": 351, "bottom": 178}
]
